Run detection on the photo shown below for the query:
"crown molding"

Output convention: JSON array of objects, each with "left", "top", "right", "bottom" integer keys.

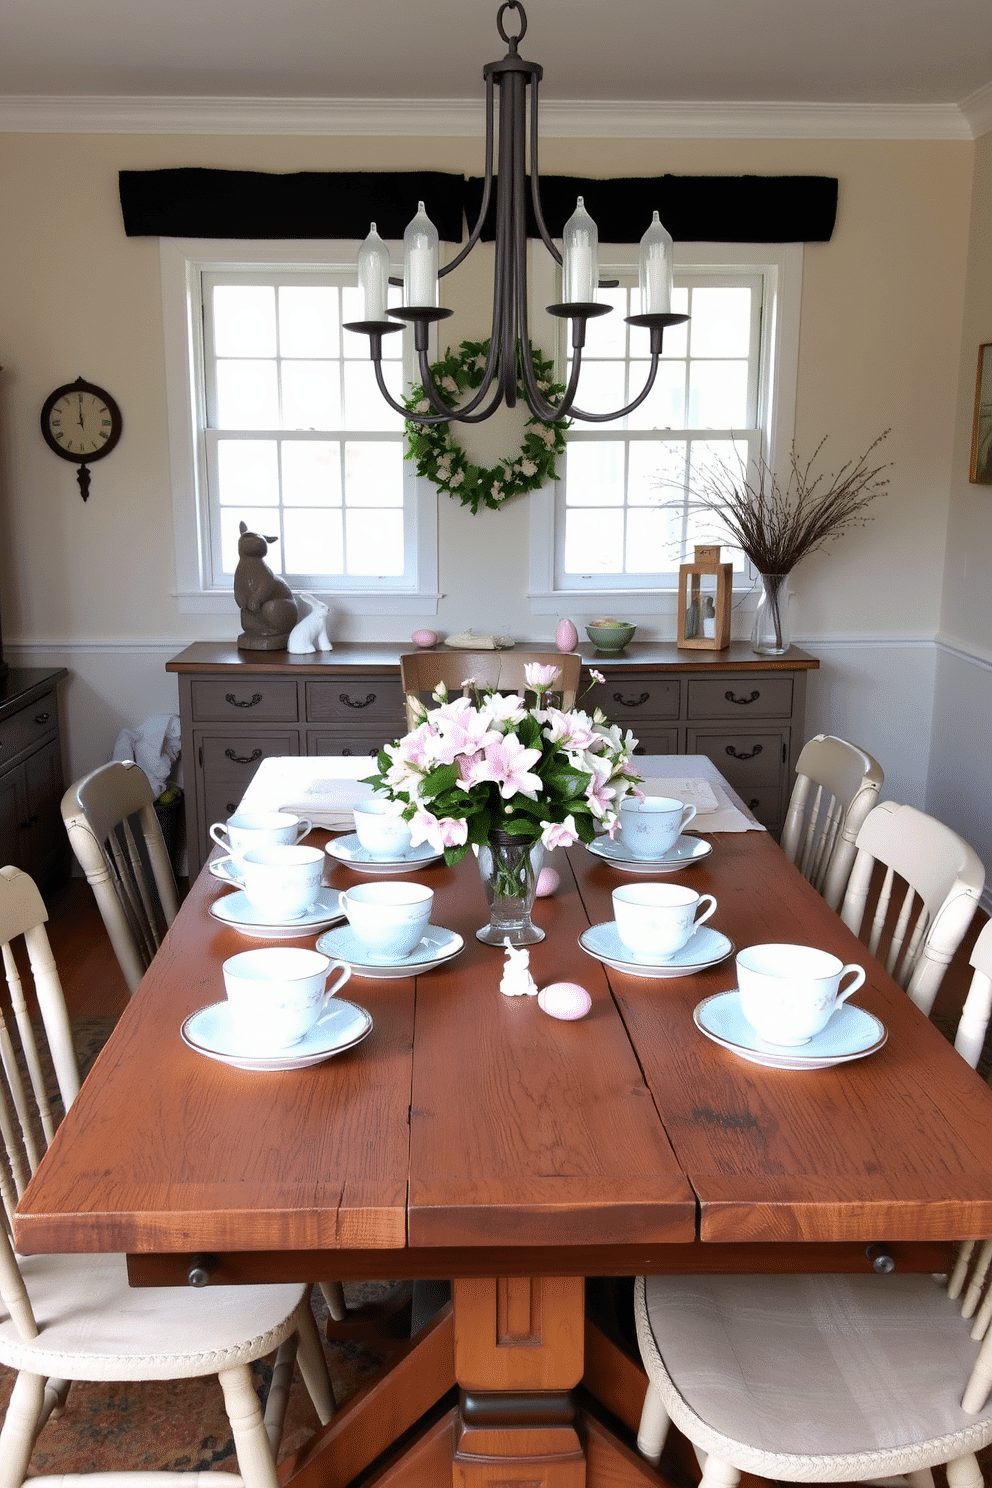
[
  {"left": 0, "top": 92, "right": 979, "bottom": 140},
  {"left": 960, "top": 81, "right": 992, "bottom": 138}
]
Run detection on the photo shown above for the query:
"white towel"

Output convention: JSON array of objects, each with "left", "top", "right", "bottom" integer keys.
[{"left": 639, "top": 776, "right": 763, "bottom": 833}]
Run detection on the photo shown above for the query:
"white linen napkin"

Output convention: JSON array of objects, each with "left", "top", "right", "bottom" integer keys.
[{"left": 273, "top": 777, "right": 375, "bottom": 830}]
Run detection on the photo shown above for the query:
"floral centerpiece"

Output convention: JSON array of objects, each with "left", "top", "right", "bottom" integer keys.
[{"left": 363, "top": 664, "right": 642, "bottom": 945}]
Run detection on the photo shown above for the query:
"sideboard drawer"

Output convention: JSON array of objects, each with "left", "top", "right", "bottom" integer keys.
[
  {"left": 687, "top": 676, "right": 794, "bottom": 719},
  {"left": 687, "top": 729, "right": 786, "bottom": 787},
  {"left": 584, "top": 674, "right": 681, "bottom": 722},
  {"left": 191, "top": 679, "right": 299, "bottom": 722},
  {"left": 305, "top": 679, "right": 405, "bottom": 731},
  {"left": 198, "top": 732, "right": 300, "bottom": 779},
  {"left": 0, "top": 690, "right": 58, "bottom": 765},
  {"left": 629, "top": 729, "right": 679, "bottom": 757},
  {"left": 309, "top": 732, "right": 389, "bottom": 758}
]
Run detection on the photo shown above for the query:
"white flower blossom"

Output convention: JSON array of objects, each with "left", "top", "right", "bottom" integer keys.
[
  {"left": 442, "top": 376, "right": 459, "bottom": 393},
  {"left": 520, "top": 458, "right": 537, "bottom": 477}
]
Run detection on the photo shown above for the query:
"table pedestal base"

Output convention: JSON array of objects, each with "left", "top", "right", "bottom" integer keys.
[{"left": 279, "top": 1278, "right": 664, "bottom": 1488}]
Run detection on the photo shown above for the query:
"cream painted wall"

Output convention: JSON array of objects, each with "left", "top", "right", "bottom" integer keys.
[
  {"left": 0, "top": 127, "right": 978, "bottom": 814},
  {"left": 928, "top": 129, "right": 992, "bottom": 898}
]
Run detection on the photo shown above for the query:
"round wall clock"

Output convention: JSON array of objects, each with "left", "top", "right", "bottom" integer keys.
[{"left": 40, "top": 376, "right": 123, "bottom": 501}]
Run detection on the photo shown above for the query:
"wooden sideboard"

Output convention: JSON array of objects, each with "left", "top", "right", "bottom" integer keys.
[
  {"left": 167, "top": 641, "right": 820, "bottom": 877},
  {"left": 0, "top": 667, "right": 70, "bottom": 890}
]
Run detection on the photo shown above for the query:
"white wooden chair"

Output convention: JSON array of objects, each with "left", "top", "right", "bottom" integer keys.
[
  {"left": 953, "top": 918, "right": 992, "bottom": 1071},
  {"left": 399, "top": 650, "right": 582, "bottom": 729},
  {"left": 840, "top": 801, "right": 985, "bottom": 1017},
  {"left": 634, "top": 1244, "right": 992, "bottom": 1488},
  {"left": 61, "top": 760, "right": 181, "bottom": 995},
  {"left": 0, "top": 863, "right": 335, "bottom": 1487},
  {"left": 780, "top": 734, "right": 884, "bottom": 910}
]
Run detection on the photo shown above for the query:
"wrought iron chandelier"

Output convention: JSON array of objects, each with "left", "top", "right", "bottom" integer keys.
[{"left": 343, "top": 0, "right": 688, "bottom": 426}]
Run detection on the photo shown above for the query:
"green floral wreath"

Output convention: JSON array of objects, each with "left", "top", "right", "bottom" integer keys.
[{"left": 403, "top": 338, "right": 570, "bottom": 515}]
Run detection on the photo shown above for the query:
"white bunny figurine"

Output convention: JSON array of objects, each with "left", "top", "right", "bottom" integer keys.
[
  {"left": 500, "top": 939, "right": 538, "bottom": 997},
  {"left": 288, "top": 592, "right": 333, "bottom": 654}
]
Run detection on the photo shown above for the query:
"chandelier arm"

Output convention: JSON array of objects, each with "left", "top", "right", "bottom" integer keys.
[
  {"left": 414, "top": 356, "right": 509, "bottom": 425},
  {"left": 528, "top": 75, "right": 562, "bottom": 264},
  {"left": 566, "top": 355, "right": 664, "bottom": 424},
  {"left": 516, "top": 340, "right": 584, "bottom": 422},
  {"left": 440, "top": 72, "right": 497, "bottom": 281},
  {"left": 371, "top": 361, "right": 461, "bottom": 425}
]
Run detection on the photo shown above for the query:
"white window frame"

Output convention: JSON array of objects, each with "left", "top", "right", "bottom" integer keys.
[
  {"left": 527, "top": 241, "right": 802, "bottom": 618},
  {"left": 160, "top": 237, "right": 440, "bottom": 616}
]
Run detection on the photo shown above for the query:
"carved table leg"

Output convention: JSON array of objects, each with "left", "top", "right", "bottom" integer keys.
[{"left": 452, "top": 1276, "right": 586, "bottom": 1488}]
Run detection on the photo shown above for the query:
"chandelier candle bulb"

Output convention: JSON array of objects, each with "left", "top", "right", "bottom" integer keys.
[
  {"left": 562, "top": 197, "right": 599, "bottom": 305},
  {"left": 639, "top": 211, "right": 674, "bottom": 316},
  {"left": 403, "top": 202, "right": 439, "bottom": 308},
  {"left": 358, "top": 222, "right": 389, "bottom": 322}
]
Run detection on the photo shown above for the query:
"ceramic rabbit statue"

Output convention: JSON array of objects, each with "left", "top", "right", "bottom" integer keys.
[
  {"left": 233, "top": 522, "right": 300, "bottom": 651},
  {"left": 288, "top": 592, "right": 333, "bottom": 654}
]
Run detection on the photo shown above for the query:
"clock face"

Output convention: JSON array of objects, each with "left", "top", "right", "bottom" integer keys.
[{"left": 41, "top": 379, "right": 122, "bottom": 463}]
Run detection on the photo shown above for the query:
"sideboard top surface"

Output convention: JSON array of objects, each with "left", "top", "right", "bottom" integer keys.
[
  {"left": 166, "top": 641, "right": 819, "bottom": 676},
  {"left": 0, "top": 666, "right": 68, "bottom": 724}
]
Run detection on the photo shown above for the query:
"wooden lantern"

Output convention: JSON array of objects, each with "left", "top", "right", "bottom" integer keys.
[{"left": 676, "top": 544, "right": 732, "bottom": 650}]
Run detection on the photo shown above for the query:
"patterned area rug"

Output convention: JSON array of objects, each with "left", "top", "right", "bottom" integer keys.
[{"left": 0, "top": 1017, "right": 398, "bottom": 1474}]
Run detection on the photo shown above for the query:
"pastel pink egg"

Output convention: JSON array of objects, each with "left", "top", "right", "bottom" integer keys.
[
  {"left": 535, "top": 866, "right": 560, "bottom": 897},
  {"left": 555, "top": 617, "right": 578, "bottom": 652},
  {"left": 538, "top": 982, "right": 592, "bottom": 1020},
  {"left": 411, "top": 629, "right": 438, "bottom": 648}
]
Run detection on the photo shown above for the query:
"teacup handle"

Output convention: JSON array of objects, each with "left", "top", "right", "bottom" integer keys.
[
  {"left": 294, "top": 817, "right": 314, "bottom": 842},
  {"left": 209, "top": 823, "right": 231, "bottom": 850},
  {"left": 692, "top": 894, "right": 717, "bottom": 929},
  {"left": 837, "top": 965, "right": 866, "bottom": 1003},
  {"left": 323, "top": 960, "right": 352, "bottom": 1000},
  {"left": 680, "top": 804, "right": 698, "bottom": 831}
]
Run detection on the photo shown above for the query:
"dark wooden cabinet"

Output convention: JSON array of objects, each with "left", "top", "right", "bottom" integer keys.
[
  {"left": 0, "top": 668, "right": 70, "bottom": 889},
  {"left": 168, "top": 642, "right": 819, "bottom": 876}
]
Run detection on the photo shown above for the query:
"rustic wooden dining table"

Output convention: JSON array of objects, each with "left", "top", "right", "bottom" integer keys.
[{"left": 15, "top": 756, "right": 992, "bottom": 1488}]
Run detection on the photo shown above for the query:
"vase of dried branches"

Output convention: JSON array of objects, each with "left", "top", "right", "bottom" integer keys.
[{"left": 751, "top": 574, "right": 792, "bottom": 654}]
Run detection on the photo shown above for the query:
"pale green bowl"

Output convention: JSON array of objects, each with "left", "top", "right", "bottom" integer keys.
[{"left": 585, "top": 622, "right": 637, "bottom": 652}]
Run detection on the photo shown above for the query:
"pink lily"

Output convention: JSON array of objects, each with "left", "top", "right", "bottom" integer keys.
[
  {"left": 541, "top": 815, "right": 580, "bottom": 849},
  {"left": 483, "top": 733, "right": 544, "bottom": 800}
]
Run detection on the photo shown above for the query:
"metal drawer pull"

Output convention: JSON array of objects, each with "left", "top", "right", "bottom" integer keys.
[
  {"left": 866, "top": 1244, "right": 896, "bottom": 1274},
  {"left": 34, "top": 711, "right": 51, "bottom": 724},
  {"left": 340, "top": 748, "right": 381, "bottom": 756},
  {"left": 725, "top": 690, "right": 760, "bottom": 706},
  {"left": 225, "top": 692, "right": 263, "bottom": 709},
  {"left": 726, "top": 744, "right": 763, "bottom": 761},
  {"left": 340, "top": 692, "right": 376, "bottom": 709},
  {"left": 224, "top": 747, "right": 263, "bottom": 765},
  {"left": 612, "top": 691, "right": 650, "bottom": 708}
]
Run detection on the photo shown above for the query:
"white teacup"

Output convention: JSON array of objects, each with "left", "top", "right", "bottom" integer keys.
[
  {"left": 336, "top": 881, "right": 434, "bottom": 963},
  {"left": 736, "top": 943, "right": 867, "bottom": 1046},
  {"left": 222, "top": 946, "right": 351, "bottom": 1051},
  {"left": 612, "top": 882, "right": 717, "bottom": 963},
  {"left": 241, "top": 844, "right": 325, "bottom": 920},
  {"left": 353, "top": 799, "right": 413, "bottom": 858},
  {"left": 210, "top": 810, "right": 313, "bottom": 874},
  {"left": 618, "top": 796, "right": 697, "bottom": 859}
]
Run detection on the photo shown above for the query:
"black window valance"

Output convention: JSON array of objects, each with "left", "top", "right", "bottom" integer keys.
[{"left": 119, "top": 167, "right": 837, "bottom": 243}]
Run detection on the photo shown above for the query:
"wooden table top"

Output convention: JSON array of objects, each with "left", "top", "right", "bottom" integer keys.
[{"left": 15, "top": 771, "right": 992, "bottom": 1272}]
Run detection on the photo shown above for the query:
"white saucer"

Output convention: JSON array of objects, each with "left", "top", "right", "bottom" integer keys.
[
  {"left": 315, "top": 923, "right": 464, "bottom": 977},
  {"left": 579, "top": 921, "right": 734, "bottom": 978},
  {"left": 586, "top": 834, "right": 713, "bottom": 874},
  {"left": 209, "top": 888, "right": 345, "bottom": 938},
  {"left": 693, "top": 990, "right": 887, "bottom": 1070},
  {"left": 209, "top": 858, "right": 245, "bottom": 887},
  {"left": 325, "top": 834, "right": 443, "bottom": 874},
  {"left": 181, "top": 998, "right": 373, "bottom": 1071}
]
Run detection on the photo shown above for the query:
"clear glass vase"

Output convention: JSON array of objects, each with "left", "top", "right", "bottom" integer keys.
[
  {"left": 751, "top": 573, "right": 792, "bottom": 655},
  {"left": 476, "top": 831, "right": 545, "bottom": 946}
]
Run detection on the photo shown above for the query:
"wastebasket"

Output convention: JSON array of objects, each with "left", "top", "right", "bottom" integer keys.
[{"left": 153, "top": 787, "right": 184, "bottom": 878}]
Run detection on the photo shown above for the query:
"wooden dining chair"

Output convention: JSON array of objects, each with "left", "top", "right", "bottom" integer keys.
[
  {"left": 400, "top": 649, "right": 582, "bottom": 728},
  {"left": 953, "top": 918, "right": 992, "bottom": 1071},
  {"left": 61, "top": 759, "right": 181, "bottom": 995},
  {"left": 0, "top": 863, "right": 335, "bottom": 1487},
  {"left": 780, "top": 733, "right": 884, "bottom": 910},
  {"left": 839, "top": 801, "right": 985, "bottom": 1017},
  {"left": 633, "top": 1242, "right": 992, "bottom": 1488}
]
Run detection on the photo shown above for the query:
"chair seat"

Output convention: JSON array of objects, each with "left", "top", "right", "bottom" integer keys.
[
  {"left": 1, "top": 1251, "right": 310, "bottom": 1380},
  {"left": 637, "top": 1272, "right": 992, "bottom": 1478}
]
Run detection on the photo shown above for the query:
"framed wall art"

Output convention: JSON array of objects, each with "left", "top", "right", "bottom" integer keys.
[{"left": 970, "top": 342, "right": 992, "bottom": 484}]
